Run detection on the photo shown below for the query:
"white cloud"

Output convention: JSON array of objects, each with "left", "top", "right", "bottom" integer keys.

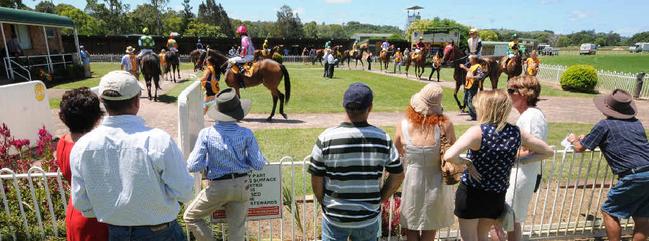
[
  {"left": 294, "top": 7, "right": 305, "bottom": 15},
  {"left": 540, "top": 0, "right": 559, "bottom": 5},
  {"left": 325, "top": 0, "right": 352, "bottom": 4},
  {"left": 569, "top": 10, "right": 590, "bottom": 21}
]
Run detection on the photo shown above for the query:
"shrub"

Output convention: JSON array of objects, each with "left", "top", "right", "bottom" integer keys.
[{"left": 560, "top": 64, "right": 598, "bottom": 93}]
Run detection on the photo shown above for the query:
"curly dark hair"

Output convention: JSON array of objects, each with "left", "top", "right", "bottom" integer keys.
[{"left": 59, "top": 87, "right": 104, "bottom": 134}]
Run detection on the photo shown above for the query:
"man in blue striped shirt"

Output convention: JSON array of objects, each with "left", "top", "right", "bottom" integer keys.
[
  {"left": 310, "top": 83, "right": 404, "bottom": 241},
  {"left": 184, "top": 88, "right": 267, "bottom": 241}
]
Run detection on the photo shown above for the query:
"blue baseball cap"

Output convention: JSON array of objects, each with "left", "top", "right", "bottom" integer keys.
[{"left": 343, "top": 82, "right": 373, "bottom": 109}]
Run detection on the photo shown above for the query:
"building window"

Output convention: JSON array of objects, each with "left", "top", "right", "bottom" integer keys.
[
  {"left": 46, "top": 28, "right": 56, "bottom": 39},
  {"left": 15, "top": 24, "right": 32, "bottom": 50}
]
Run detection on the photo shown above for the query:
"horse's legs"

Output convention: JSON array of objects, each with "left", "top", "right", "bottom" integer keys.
[
  {"left": 153, "top": 75, "right": 160, "bottom": 101},
  {"left": 267, "top": 94, "right": 278, "bottom": 122},
  {"left": 145, "top": 76, "right": 152, "bottom": 101},
  {"left": 176, "top": 64, "right": 181, "bottom": 79},
  {"left": 278, "top": 92, "right": 287, "bottom": 119}
]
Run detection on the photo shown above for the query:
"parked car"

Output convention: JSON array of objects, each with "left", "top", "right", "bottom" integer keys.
[
  {"left": 579, "top": 43, "right": 597, "bottom": 55},
  {"left": 629, "top": 42, "right": 649, "bottom": 53},
  {"left": 537, "top": 44, "right": 558, "bottom": 56}
]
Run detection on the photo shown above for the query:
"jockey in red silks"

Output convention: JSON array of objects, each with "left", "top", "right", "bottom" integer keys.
[{"left": 167, "top": 33, "right": 179, "bottom": 53}]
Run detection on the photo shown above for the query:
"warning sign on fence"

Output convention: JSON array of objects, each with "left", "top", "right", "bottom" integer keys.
[{"left": 212, "top": 164, "right": 282, "bottom": 223}]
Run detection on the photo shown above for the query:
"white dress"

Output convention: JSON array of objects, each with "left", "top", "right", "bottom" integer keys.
[
  {"left": 505, "top": 107, "right": 548, "bottom": 222},
  {"left": 399, "top": 120, "right": 454, "bottom": 230}
]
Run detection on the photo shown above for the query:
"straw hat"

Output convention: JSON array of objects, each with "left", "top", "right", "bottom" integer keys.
[
  {"left": 410, "top": 83, "right": 444, "bottom": 115},
  {"left": 125, "top": 46, "right": 135, "bottom": 54},
  {"left": 469, "top": 28, "right": 479, "bottom": 34}
]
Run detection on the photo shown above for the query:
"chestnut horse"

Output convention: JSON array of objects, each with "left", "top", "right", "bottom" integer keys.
[
  {"left": 497, "top": 51, "right": 524, "bottom": 80},
  {"left": 311, "top": 49, "right": 324, "bottom": 66},
  {"left": 407, "top": 49, "right": 426, "bottom": 79},
  {"left": 378, "top": 47, "right": 392, "bottom": 71},
  {"left": 164, "top": 50, "right": 180, "bottom": 83},
  {"left": 190, "top": 49, "right": 206, "bottom": 72},
  {"left": 197, "top": 50, "right": 291, "bottom": 121},
  {"left": 341, "top": 44, "right": 368, "bottom": 69},
  {"left": 254, "top": 45, "right": 284, "bottom": 64}
]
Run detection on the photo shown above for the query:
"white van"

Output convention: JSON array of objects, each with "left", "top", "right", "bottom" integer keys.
[
  {"left": 630, "top": 42, "right": 649, "bottom": 53},
  {"left": 579, "top": 43, "right": 597, "bottom": 55}
]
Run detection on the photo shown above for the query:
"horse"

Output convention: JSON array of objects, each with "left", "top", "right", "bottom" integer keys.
[
  {"left": 255, "top": 45, "right": 284, "bottom": 64},
  {"left": 341, "top": 44, "right": 367, "bottom": 69},
  {"left": 197, "top": 50, "right": 291, "bottom": 121},
  {"left": 311, "top": 49, "right": 324, "bottom": 66},
  {"left": 165, "top": 50, "right": 180, "bottom": 83},
  {"left": 139, "top": 53, "right": 161, "bottom": 102},
  {"left": 443, "top": 44, "right": 500, "bottom": 110},
  {"left": 497, "top": 51, "right": 524, "bottom": 80},
  {"left": 378, "top": 47, "right": 392, "bottom": 71},
  {"left": 408, "top": 49, "right": 427, "bottom": 79},
  {"left": 190, "top": 49, "right": 206, "bottom": 72}
]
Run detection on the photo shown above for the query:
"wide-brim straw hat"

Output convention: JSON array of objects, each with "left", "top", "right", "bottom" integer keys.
[
  {"left": 593, "top": 89, "right": 637, "bottom": 119},
  {"left": 125, "top": 46, "right": 135, "bottom": 54},
  {"left": 469, "top": 28, "right": 478, "bottom": 34},
  {"left": 410, "top": 83, "right": 444, "bottom": 115}
]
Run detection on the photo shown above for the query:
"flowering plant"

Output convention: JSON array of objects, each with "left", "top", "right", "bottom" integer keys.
[
  {"left": 0, "top": 123, "right": 56, "bottom": 172},
  {"left": 381, "top": 194, "right": 402, "bottom": 237}
]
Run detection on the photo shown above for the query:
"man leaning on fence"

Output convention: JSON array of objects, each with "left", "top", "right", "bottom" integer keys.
[
  {"left": 309, "top": 83, "right": 405, "bottom": 241},
  {"left": 568, "top": 89, "right": 649, "bottom": 241},
  {"left": 70, "top": 70, "right": 194, "bottom": 241},
  {"left": 183, "top": 88, "right": 267, "bottom": 241}
]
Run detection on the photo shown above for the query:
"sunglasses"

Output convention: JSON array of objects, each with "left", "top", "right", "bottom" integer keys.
[{"left": 507, "top": 88, "right": 519, "bottom": 95}]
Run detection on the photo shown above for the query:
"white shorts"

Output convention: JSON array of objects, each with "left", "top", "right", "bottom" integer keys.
[
  {"left": 137, "top": 49, "right": 153, "bottom": 58},
  {"left": 229, "top": 55, "right": 254, "bottom": 64}
]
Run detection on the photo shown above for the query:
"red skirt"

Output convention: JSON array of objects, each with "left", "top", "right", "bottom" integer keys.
[{"left": 65, "top": 198, "right": 108, "bottom": 241}]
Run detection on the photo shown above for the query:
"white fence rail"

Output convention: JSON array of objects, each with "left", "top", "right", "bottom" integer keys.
[
  {"left": 0, "top": 150, "right": 635, "bottom": 241},
  {"left": 537, "top": 64, "right": 649, "bottom": 98}
]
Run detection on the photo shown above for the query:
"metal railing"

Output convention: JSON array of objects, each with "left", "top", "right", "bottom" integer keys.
[
  {"left": 7, "top": 59, "right": 32, "bottom": 82},
  {"left": 89, "top": 54, "right": 192, "bottom": 63},
  {"left": 536, "top": 64, "right": 649, "bottom": 98},
  {"left": 0, "top": 149, "right": 634, "bottom": 240}
]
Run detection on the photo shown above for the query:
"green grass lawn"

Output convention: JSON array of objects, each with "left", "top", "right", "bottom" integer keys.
[{"left": 540, "top": 54, "right": 649, "bottom": 73}]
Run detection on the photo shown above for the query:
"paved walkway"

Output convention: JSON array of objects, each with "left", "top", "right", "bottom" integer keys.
[{"left": 49, "top": 68, "right": 649, "bottom": 141}]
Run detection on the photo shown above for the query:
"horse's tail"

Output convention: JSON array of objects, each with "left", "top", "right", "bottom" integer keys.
[{"left": 280, "top": 64, "right": 291, "bottom": 104}]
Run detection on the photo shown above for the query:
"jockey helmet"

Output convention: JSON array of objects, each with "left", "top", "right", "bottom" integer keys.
[
  {"left": 142, "top": 27, "right": 149, "bottom": 34},
  {"left": 236, "top": 25, "right": 248, "bottom": 35},
  {"left": 169, "top": 33, "right": 175, "bottom": 38},
  {"left": 512, "top": 33, "right": 519, "bottom": 39}
]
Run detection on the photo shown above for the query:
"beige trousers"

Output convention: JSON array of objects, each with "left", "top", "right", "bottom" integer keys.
[{"left": 183, "top": 177, "right": 250, "bottom": 241}]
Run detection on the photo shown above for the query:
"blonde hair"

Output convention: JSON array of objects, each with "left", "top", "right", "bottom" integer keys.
[
  {"left": 508, "top": 75, "right": 541, "bottom": 106},
  {"left": 474, "top": 89, "right": 512, "bottom": 132}
]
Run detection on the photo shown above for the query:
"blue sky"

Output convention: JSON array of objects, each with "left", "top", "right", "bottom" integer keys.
[{"left": 28, "top": 0, "right": 649, "bottom": 37}]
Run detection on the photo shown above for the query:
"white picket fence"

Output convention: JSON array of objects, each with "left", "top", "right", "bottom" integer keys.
[{"left": 536, "top": 64, "right": 649, "bottom": 98}]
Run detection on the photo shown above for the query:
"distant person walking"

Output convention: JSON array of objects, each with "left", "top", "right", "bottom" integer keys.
[
  {"left": 395, "top": 83, "right": 456, "bottom": 241},
  {"left": 442, "top": 90, "right": 553, "bottom": 241},
  {"left": 184, "top": 88, "right": 266, "bottom": 241},
  {"left": 57, "top": 87, "right": 108, "bottom": 241},
  {"left": 71, "top": 71, "right": 194, "bottom": 240},
  {"left": 79, "top": 46, "right": 91, "bottom": 78},
  {"left": 568, "top": 89, "right": 649, "bottom": 241},
  {"left": 309, "top": 83, "right": 404, "bottom": 241},
  {"left": 120, "top": 46, "right": 139, "bottom": 79},
  {"left": 459, "top": 55, "right": 485, "bottom": 120}
]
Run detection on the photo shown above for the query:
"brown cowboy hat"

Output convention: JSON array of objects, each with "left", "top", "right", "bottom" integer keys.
[{"left": 593, "top": 89, "right": 637, "bottom": 119}]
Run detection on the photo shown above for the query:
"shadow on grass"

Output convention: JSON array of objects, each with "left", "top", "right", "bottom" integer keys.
[
  {"left": 157, "top": 95, "right": 177, "bottom": 103},
  {"left": 241, "top": 118, "right": 306, "bottom": 124}
]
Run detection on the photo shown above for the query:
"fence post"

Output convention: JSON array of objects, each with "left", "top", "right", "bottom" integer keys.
[{"left": 634, "top": 72, "right": 646, "bottom": 99}]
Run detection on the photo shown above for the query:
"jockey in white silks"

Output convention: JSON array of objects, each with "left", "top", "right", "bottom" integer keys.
[
  {"left": 467, "top": 28, "right": 483, "bottom": 57},
  {"left": 381, "top": 39, "right": 390, "bottom": 51}
]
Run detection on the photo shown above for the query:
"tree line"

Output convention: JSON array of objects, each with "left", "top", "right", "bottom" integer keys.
[{"left": 4, "top": 0, "right": 649, "bottom": 46}]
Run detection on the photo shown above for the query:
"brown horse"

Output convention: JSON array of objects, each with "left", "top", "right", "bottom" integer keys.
[
  {"left": 378, "top": 47, "right": 392, "bottom": 71},
  {"left": 198, "top": 50, "right": 291, "bottom": 121},
  {"left": 408, "top": 49, "right": 427, "bottom": 79},
  {"left": 442, "top": 44, "right": 499, "bottom": 110},
  {"left": 342, "top": 44, "right": 368, "bottom": 69},
  {"left": 254, "top": 45, "right": 284, "bottom": 64},
  {"left": 190, "top": 49, "right": 206, "bottom": 72},
  {"left": 312, "top": 49, "right": 324, "bottom": 65},
  {"left": 139, "top": 53, "right": 161, "bottom": 102},
  {"left": 497, "top": 51, "right": 524, "bottom": 81},
  {"left": 164, "top": 50, "right": 181, "bottom": 83}
]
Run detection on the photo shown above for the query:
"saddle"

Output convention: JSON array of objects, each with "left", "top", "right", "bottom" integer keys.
[{"left": 230, "top": 62, "right": 256, "bottom": 78}]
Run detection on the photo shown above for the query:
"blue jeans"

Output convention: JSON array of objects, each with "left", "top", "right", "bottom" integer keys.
[
  {"left": 464, "top": 85, "right": 478, "bottom": 120},
  {"left": 108, "top": 220, "right": 186, "bottom": 241},
  {"left": 321, "top": 218, "right": 379, "bottom": 241}
]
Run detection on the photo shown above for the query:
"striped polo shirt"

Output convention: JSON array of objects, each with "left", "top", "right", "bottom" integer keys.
[{"left": 309, "top": 122, "right": 403, "bottom": 228}]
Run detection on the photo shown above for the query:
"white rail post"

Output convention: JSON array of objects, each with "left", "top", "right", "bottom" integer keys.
[
  {"left": 42, "top": 26, "right": 53, "bottom": 74},
  {"left": 1, "top": 22, "right": 13, "bottom": 80}
]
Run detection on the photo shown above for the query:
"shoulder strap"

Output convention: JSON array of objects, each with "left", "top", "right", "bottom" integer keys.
[
  {"left": 401, "top": 119, "right": 413, "bottom": 146},
  {"left": 435, "top": 123, "right": 442, "bottom": 143}
]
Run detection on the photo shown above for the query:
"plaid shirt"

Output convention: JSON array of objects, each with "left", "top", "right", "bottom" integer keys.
[{"left": 580, "top": 118, "right": 649, "bottom": 174}]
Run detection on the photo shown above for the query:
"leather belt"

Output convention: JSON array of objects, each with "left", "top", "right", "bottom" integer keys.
[
  {"left": 619, "top": 165, "right": 649, "bottom": 178},
  {"left": 211, "top": 173, "right": 247, "bottom": 181}
]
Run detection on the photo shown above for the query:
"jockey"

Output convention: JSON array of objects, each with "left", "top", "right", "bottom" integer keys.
[
  {"left": 263, "top": 39, "right": 269, "bottom": 51},
  {"left": 137, "top": 27, "right": 155, "bottom": 58},
  {"left": 227, "top": 24, "right": 255, "bottom": 79},
  {"left": 468, "top": 28, "right": 482, "bottom": 57},
  {"left": 351, "top": 40, "right": 358, "bottom": 55},
  {"left": 381, "top": 38, "right": 390, "bottom": 51},
  {"left": 324, "top": 40, "right": 332, "bottom": 50},
  {"left": 508, "top": 33, "right": 520, "bottom": 58},
  {"left": 415, "top": 37, "right": 425, "bottom": 53},
  {"left": 167, "top": 33, "right": 178, "bottom": 53},
  {"left": 196, "top": 38, "right": 205, "bottom": 50}
]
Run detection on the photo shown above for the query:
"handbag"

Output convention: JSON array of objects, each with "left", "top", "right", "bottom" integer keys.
[{"left": 439, "top": 123, "right": 466, "bottom": 185}]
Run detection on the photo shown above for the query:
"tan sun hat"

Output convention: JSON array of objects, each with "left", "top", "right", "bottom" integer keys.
[
  {"left": 98, "top": 70, "right": 143, "bottom": 101},
  {"left": 125, "top": 46, "right": 135, "bottom": 54},
  {"left": 410, "top": 82, "right": 444, "bottom": 115},
  {"left": 469, "top": 28, "right": 479, "bottom": 34}
]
